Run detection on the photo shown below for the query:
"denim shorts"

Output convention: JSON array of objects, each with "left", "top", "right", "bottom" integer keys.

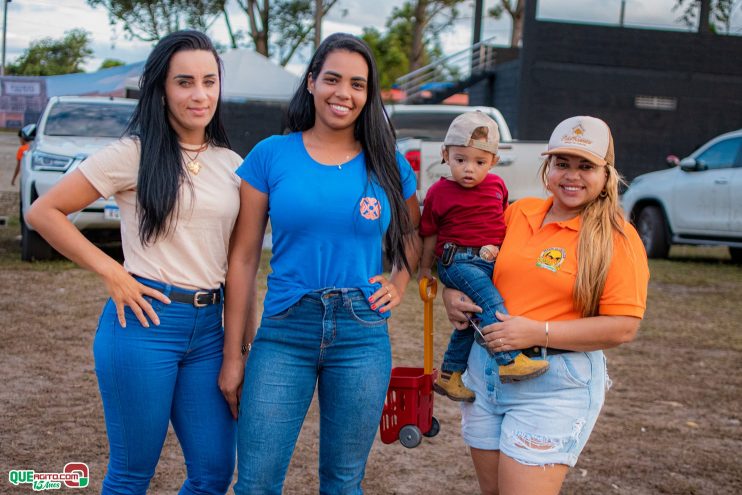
[{"left": 461, "top": 343, "right": 610, "bottom": 467}]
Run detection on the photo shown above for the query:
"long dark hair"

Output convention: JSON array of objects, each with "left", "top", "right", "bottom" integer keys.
[
  {"left": 127, "top": 30, "right": 230, "bottom": 245},
  {"left": 286, "top": 33, "right": 414, "bottom": 272}
]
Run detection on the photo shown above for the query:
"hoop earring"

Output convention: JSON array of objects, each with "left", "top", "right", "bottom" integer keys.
[{"left": 599, "top": 189, "right": 608, "bottom": 198}]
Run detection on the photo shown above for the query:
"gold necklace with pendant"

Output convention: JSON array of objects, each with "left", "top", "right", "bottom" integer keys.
[
  {"left": 305, "top": 129, "right": 358, "bottom": 170},
  {"left": 181, "top": 143, "right": 208, "bottom": 175}
]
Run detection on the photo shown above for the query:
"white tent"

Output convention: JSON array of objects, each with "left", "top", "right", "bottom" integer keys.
[
  {"left": 123, "top": 49, "right": 300, "bottom": 102},
  {"left": 220, "top": 49, "right": 300, "bottom": 102}
]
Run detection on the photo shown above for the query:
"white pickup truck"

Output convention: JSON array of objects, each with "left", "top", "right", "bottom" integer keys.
[
  {"left": 20, "top": 96, "right": 137, "bottom": 261},
  {"left": 386, "top": 104, "right": 548, "bottom": 204}
]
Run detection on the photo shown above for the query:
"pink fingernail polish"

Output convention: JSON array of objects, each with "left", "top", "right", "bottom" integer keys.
[{"left": 371, "top": 304, "right": 376, "bottom": 310}]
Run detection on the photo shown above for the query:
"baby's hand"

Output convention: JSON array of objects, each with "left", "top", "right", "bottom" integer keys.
[
  {"left": 417, "top": 267, "right": 432, "bottom": 282},
  {"left": 479, "top": 245, "right": 499, "bottom": 262}
]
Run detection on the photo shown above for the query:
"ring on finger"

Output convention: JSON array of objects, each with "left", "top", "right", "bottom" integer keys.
[
  {"left": 385, "top": 286, "right": 391, "bottom": 295},
  {"left": 388, "top": 293, "right": 392, "bottom": 300}
]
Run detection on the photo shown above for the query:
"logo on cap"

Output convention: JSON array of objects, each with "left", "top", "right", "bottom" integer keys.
[{"left": 561, "top": 123, "right": 592, "bottom": 148}]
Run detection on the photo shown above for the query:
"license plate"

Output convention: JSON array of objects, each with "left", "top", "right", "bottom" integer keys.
[{"left": 104, "top": 205, "right": 120, "bottom": 221}]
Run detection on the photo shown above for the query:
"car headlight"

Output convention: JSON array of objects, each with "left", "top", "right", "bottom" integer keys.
[{"left": 30, "top": 151, "right": 73, "bottom": 171}]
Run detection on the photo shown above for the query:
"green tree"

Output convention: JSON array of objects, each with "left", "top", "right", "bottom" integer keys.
[
  {"left": 674, "top": 0, "right": 742, "bottom": 34},
  {"left": 361, "top": 27, "right": 408, "bottom": 89},
  {"left": 6, "top": 29, "right": 93, "bottom": 76},
  {"left": 99, "top": 58, "right": 126, "bottom": 70},
  {"left": 87, "top": 0, "right": 226, "bottom": 42},
  {"left": 363, "top": 0, "right": 464, "bottom": 89},
  {"left": 89, "top": 0, "right": 343, "bottom": 67},
  {"left": 488, "top": 0, "right": 525, "bottom": 47},
  {"left": 388, "top": 0, "right": 465, "bottom": 72},
  {"left": 233, "top": 0, "right": 342, "bottom": 66}
]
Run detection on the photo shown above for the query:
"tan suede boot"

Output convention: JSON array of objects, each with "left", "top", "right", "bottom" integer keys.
[
  {"left": 498, "top": 354, "right": 549, "bottom": 383},
  {"left": 433, "top": 371, "right": 475, "bottom": 402}
]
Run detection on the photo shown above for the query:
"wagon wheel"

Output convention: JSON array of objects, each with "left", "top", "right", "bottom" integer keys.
[
  {"left": 399, "top": 425, "right": 422, "bottom": 448},
  {"left": 423, "top": 417, "right": 440, "bottom": 438}
]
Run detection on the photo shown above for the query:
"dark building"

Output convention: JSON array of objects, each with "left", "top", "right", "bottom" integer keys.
[
  {"left": 470, "top": 0, "right": 742, "bottom": 180},
  {"left": 221, "top": 101, "right": 288, "bottom": 158}
]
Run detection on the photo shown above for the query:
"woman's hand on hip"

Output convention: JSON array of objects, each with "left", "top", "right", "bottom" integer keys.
[
  {"left": 219, "top": 356, "right": 245, "bottom": 420},
  {"left": 100, "top": 262, "right": 171, "bottom": 328},
  {"left": 441, "top": 287, "right": 483, "bottom": 330},
  {"left": 482, "top": 311, "right": 542, "bottom": 353},
  {"left": 368, "top": 275, "right": 404, "bottom": 313}
]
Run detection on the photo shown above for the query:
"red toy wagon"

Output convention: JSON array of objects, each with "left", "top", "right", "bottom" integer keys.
[{"left": 379, "top": 277, "right": 440, "bottom": 448}]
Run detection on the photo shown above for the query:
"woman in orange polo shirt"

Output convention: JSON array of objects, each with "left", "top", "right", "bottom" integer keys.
[{"left": 442, "top": 116, "right": 649, "bottom": 495}]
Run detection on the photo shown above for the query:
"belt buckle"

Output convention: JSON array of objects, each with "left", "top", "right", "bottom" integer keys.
[
  {"left": 193, "top": 290, "right": 211, "bottom": 308},
  {"left": 441, "top": 242, "right": 457, "bottom": 267}
]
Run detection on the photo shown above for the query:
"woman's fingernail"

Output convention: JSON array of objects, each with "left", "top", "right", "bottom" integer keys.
[
  {"left": 368, "top": 297, "right": 374, "bottom": 302},
  {"left": 371, "top": 304, "right": 377, "bottom": 310}
]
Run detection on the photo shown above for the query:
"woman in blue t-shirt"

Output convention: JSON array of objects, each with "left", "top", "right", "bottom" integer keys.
[{"left": 219, "top": 33, "right": 421, "bottom": 494}]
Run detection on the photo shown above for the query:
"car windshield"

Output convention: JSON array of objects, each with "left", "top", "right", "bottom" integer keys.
[
  {"left": 44, "top": 102, "right": 135, "bottom": 137},
  {"left": 390, "top": 113, "right": 458, "bottom": 140}
]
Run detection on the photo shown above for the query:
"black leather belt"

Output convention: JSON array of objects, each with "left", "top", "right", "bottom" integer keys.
[
  {"left": 168, "top": 288, "right": 221, "bottom": 307},
  {"left": 522, "top": 346, "right": 572, "bottom": 358},
  {"left": 440, "top": 242, "right": 485, "bottom": 266}
]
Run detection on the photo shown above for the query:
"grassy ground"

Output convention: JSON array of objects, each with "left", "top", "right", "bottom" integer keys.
[{"left": 1, "top": 217, "right": 741, "bottom": 494}]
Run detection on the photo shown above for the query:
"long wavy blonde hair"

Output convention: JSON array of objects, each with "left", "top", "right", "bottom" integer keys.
[{"left": 539, "top": 140, "right": 627, "bottom": 317}]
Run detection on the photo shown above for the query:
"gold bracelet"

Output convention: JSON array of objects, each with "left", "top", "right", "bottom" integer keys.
[{"left": 545, "top": 321, "right": 549, "bottom": 349}]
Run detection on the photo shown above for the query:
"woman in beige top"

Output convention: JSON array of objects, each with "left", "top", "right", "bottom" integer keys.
[{"left": 26, "top": 31, "right": 243, "bottom": 495}]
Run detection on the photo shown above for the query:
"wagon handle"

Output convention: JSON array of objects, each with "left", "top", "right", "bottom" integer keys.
[
  {"left": 419, "top": 277, "right": 437, "bottom": 374},
  {"left": 419, "top": 276, "right": 437, "bottom": 301}
]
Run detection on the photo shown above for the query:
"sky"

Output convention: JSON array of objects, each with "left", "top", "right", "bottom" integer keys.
[{"left": 3, "top": 0, "right": 741, "bottom": 74}]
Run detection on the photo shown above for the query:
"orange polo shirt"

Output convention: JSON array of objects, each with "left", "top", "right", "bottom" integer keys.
[{"left": 494, "top": 197, "right": 649, "bottom": 322}]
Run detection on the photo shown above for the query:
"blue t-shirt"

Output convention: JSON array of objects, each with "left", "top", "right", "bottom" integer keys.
[{"left": 237, "top": 132, "right": 417, "bottom": 317}]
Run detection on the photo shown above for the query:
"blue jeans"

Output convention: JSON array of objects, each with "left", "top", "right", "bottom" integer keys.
[
  {"left": 234, "top": 288, "right": 391, "bottom": 495},
  {"left": 93, "top": 277, "right": 236, "bottom": 495},
  {"left": 437, "top": 249, "right": 519, "bottom": 370}
]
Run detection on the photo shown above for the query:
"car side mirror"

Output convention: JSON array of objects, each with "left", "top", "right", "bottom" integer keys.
[
  {"left": 665, "top": 154, "right": 679, "bottom": 167},
  {"left": 679, "top": 157, "right": 704, "bottom": 171},
  {"left": 21, "top": 123, "right": 37, "bottom": 142}
]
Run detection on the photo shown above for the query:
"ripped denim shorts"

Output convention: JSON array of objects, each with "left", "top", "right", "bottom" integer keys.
[{"left": 460, "top": 344, "right": 610, "bottom": 467}]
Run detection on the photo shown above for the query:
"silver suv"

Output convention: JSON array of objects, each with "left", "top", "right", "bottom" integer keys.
[
  {"left": 621, "top": 129, "right": 742, "bottom": 262},
  {"left": 19, "top": 96, "right": 137, "bottom": 260}
]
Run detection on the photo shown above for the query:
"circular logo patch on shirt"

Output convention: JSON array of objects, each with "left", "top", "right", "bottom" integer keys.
[
  {"left": 536, "top": 247, "right": 566, "bottom": 272},
  {"left": 360, "top": 197, "right": 381, "bottom": 220}
]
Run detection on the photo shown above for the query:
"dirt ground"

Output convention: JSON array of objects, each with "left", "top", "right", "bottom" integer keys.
[{"left": 1, "top": 131, "right": 741, "bottom": 494}]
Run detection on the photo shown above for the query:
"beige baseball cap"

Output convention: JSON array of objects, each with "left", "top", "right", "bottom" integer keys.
[
  {"left": 542, "top": 116, "right": 615, "bottom": 167},
  {"left": 443, "top": 111, "right": 500, "bottom": 154}
]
